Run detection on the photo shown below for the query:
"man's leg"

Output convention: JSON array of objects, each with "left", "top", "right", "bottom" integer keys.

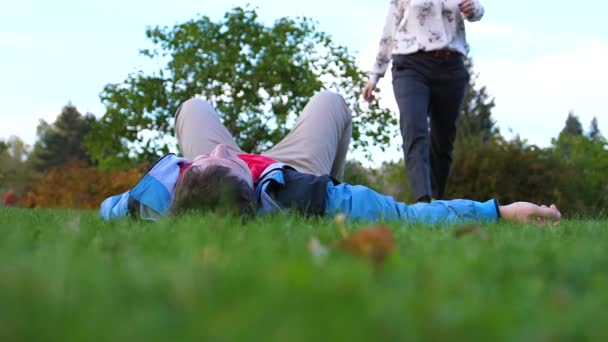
[
  {"left": 174, "top": 98, "right": 243, "bottom": 160},
  {"left": 429, "top": 58, "right": 469, "bottom": 199},
  {"left": 262, "top": 91, "right": 352, "bottom": 181},
  {"left": 392, "top": 56, "right": 433, "bottom": 203}
]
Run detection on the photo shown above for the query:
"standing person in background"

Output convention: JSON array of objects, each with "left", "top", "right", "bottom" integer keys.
[{"left": 363, "top": 0, "right": 484, "bottom": 203}]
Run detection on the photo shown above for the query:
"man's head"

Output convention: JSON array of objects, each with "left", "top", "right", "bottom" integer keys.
[{"left": 171, "top": 144, "right": 256, "bottom": 217}]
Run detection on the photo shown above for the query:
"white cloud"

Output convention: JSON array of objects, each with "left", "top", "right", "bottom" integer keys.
[
  {"left": 468, "top": 22, "right": 516, "bottom": 37},
  {"left": 1, "top": 110, "right": 54, "bottom": 147},
  {"left": 0, "top": 32, "right": 33, "bottom": 46},
  {"left": 0, "top": 101, "right": 104, "bottom": 147},
  {"left": 476, "top": 39, "right": 608, "bottom": 146},
  {"left": 3, "top": 0, "right": 607, "bottom": 166}
]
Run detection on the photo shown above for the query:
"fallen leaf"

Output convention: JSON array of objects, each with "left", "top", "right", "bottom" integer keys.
[
  {"left": 65, "top": 215, "right": 81, "bottom": 233},
  {"left": 333, "top": 225, "right": 395, "bottom": 267},
  {"left": 200, "top": 245, "right": 220, "bottom": 266},
  {"left": 308, "top": 236, "right": 329, "bottom": 263},
  {"left": 334, "top": 213, "right": 348, "bottom": 238},
  {"left": 550, "top": 287, "right": 572, "bottom": 312},
  {"left": 453, "top": 224, "right": 488, "bottom": 239}
]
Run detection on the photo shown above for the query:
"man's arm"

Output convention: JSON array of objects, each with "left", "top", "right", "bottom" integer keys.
[
  {"left": 326, "top": 182, "right": 562, "bottom": 226},
  {"left": 326, "top": 183, "right": 499, "bottom": 224}
]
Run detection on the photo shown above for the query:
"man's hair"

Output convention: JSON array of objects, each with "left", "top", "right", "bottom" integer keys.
[{"left": 170, "top": 165, "right": 256, "bottom": 217}]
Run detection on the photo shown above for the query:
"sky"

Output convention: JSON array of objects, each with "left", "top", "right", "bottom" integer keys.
[{"left": 1, "top": 0, "right": 607, "bottom": 165}]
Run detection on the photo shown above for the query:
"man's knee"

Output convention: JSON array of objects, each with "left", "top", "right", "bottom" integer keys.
[
  {"left": 176, "top": 97, "right": 214, "bottom": 119},
  {"left": 312, "top": 91, "right": 351, "bottom": 121}
]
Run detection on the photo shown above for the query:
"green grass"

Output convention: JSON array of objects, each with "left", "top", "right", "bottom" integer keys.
[{"left": 1, "top": 208, "right": 607, "bottom": 341}]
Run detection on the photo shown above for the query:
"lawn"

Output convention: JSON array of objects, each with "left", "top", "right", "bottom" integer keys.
[{"left": 1, "top": 208, "right": 607, "bottom": 341}]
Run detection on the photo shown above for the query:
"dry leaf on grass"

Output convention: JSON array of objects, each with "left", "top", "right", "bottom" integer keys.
[
  {"left": 333, "top": 225, "right": 396, "bottom": 267},
  {"left": 200, "top": 245, "right": 221, "bottom": 265},
  {"left": 452, "top": 224, "right": 488, "bottom": 239},
  {"left": 65, "top": 215, "right": 82, "bottom": 233},
  {"left": 308, "top": 237, "right": 329, "bottom": 262}
]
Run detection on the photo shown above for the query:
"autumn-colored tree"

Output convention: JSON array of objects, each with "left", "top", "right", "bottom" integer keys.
[
  {"left": 24, "top": 161, "right": 145, "bottom": 209},
  {"left": 85, "top": 6, "right": 395, "bottom": 169}
]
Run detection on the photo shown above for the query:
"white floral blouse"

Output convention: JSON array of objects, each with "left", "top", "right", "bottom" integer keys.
[{"left": 370, "top": 0, "right": 484, "bottom": 84}]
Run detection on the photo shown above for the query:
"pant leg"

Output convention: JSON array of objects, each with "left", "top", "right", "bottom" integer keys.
[
  {"left": 392, "top": 55, "right": 433, "bottom": 202},
  {"left": 174, "top": 98, "right": 243, "bottom": 160},
  {"left": 429, "top": 57, "right": 469, "bottom": 199},
  {"left": 262, "top": 91, "right": 352, "bottom": 181}
]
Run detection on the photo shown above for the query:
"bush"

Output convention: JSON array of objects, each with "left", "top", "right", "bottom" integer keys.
[
  {"left": 24, "top": 161, "right": 145, "bottom": 210},
  {"left": 359, "top": 135, "right": 605, "bottom": 218},
  {"left": 551, "top": 134, "right": 608, "bottom": 217},
  {"left": 448, "top": 137, "right": 581, "bottom": 216}
]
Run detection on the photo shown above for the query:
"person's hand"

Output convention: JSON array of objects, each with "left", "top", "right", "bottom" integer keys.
[
  {"left": 363, "top": 80, "right": 376, "bottom": 102},
  {"left": 499, "top": 202, "right": 562, "bottom": 226},
  {"left": 458, "top": 0, "right": 476, "bottom": 19}
]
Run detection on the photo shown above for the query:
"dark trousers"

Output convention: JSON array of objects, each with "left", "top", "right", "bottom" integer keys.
[{"left": 392, "top": 53, "right": 469, "bottom": 201}]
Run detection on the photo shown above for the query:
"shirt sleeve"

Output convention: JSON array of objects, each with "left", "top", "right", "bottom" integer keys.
[
  {"left": 100, "top": 192, "right": 130, "bottom": 220},
  {"left": 326, "top": 182, "right": 499, "bottom": 225},
  {"left": 370, "top": 0, "right": 408, "bottom": 83},
  {"left": 466, "top": 0, "right": 485, "bottom": 22}
]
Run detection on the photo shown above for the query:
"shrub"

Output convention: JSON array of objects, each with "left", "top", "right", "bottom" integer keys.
[
  {"left": 448, "top": 136, "right": 598, "bottom": 217},
  {"left": 24, "top": 161, "right": 145, "bottom": 209}
]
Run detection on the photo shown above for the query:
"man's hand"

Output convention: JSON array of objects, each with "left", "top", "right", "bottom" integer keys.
[
  {"left": 363, "top": 80, "right": 376, "bottom": 102},
  {"left": 499, "top": 202, "right": 562, "bottom": 226},
  {"left": 458, "top": 0, "right": 477, "bottom": 19}
]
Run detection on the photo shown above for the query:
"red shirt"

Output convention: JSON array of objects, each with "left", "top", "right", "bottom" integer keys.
[
  {"left": 237, "top": 154, "right": 276, "bottom": 182},
  {"left": 179, "top": 153, "right": 276, "bottom": 183}
]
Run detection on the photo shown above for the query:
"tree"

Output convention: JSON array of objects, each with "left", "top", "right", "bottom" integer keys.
[
  {"left": 457, "top": 57, "right": 497, "bottom": 143},
  {"left": 29, "top": 103, "right": 95, "bottom": 172},
  {"left": 560, "top": 110, "right": 583, "bottom": 137},
  {"left": 0, "top": 136, "right": 32, "bottom": 196},
  {"left": 86, "top": 6, "right": 395, "bottom": 169},
  {"left": 551, "top": 132, "right": 608, "bottom": 216},
  {"left": 588, "top": 117, "right": 603, "bottom": 141}
]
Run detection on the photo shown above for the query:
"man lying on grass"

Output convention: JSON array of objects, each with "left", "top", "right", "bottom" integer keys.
[{"left": 100, "top": 91, "right": 561, "bottom": 226}]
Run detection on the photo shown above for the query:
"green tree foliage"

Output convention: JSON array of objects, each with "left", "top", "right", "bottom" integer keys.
[
  {"left": 552, "top": 125, "right": 608, "bottom": 216},
  {"left": 449, "top": 136, "right": 580, "bottom": 213},
  {"left": 457, "top": 57, "right": 497, "bottom": 143},
  {"left": 560, "top": 110, "right": 583, "bottom": 137},
  {"left": 86, "top": 6, "right": 395, "bottom": 169},
  {"left": 0, "top": 136, "right": 32, "bottom": 195},
  {"left": 588, "top": 117, "right": 603, "bottom": 141},
  {"left": 343, "top": 159, "right": 414, "bottom": 202},
  {"left": 29, "top": 103, "right": 95, "bottom": 172}
]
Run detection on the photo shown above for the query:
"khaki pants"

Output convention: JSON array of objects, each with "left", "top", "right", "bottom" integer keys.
[{"left": 174, "top": 91, "right": 352, "bottom": 181}]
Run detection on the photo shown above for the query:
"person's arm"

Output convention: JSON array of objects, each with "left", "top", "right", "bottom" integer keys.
[
  {"left": 364, "top": 0, "right": 408, "bottom": 102},
  {"left": 326, "top": 183, "right": 500, "bottom": 225},
  {"left": 100, "top": 192, "right": 130, "bottom": 220},
  {"left": 459, "top": 0, "right": 484, "bottom": 22},
  {"left": 326, "top": 182, "right": 562, "bottom": 226}
]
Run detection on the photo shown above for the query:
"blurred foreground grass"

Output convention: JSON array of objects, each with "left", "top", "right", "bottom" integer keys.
[{"left": 1, "top": 208, "right": 607, "bottom": 341}]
